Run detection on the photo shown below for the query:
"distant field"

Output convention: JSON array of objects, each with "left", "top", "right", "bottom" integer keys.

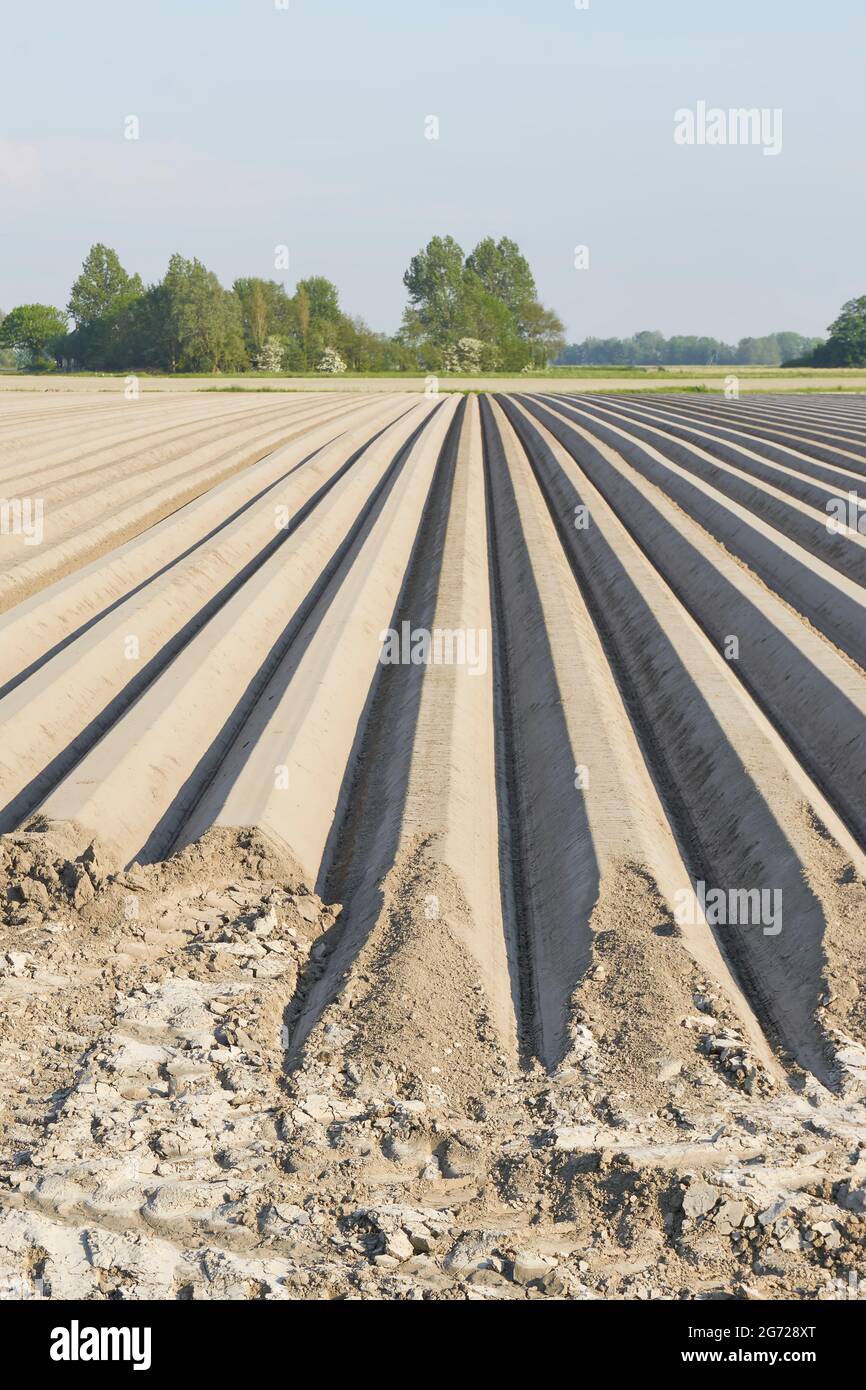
[{"left": 2, "top": 366, "right": 866, "bottom": 393}]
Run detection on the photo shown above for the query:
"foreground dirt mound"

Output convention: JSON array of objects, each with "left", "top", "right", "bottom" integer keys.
[
  {"left": 1, "top": 828, "right": 864, "bottom": 1302},
  {"left": 562, "top": 863, "right": 770, "bottom": 1103},
  {"left": 291, "top": 843, "right": 512, "bottom": 1110}
]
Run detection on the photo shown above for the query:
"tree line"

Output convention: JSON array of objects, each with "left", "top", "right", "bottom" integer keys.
[
  {"left": 0, "top": 247, "right": 417, "bottom": 375},
  {"left": 558, "top": 300, "right": 866, "bottom": 369},
  {"left": 0, "top": 236, "right": 565, "bottom": 375},
  {"left": 557, "top": 329, "right": 821, "bottom": 368},
  {"left": 1, "top": 240, "right": 864, "bottom": 372}
]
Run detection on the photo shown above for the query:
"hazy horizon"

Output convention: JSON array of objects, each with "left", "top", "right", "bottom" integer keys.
[{"left": 1, "top": 0, "right": 863, "bottom": 343}]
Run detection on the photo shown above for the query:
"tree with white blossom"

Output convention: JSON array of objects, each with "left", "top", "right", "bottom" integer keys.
[
  {"left": 442, "top": 337, "right": 489, "bottom": 373},
  {"left": 255, "top": 336, "right": 284, "bottom": 372},
  {"left": 316, "top": 346, "right": 347, "bottom": 373}
]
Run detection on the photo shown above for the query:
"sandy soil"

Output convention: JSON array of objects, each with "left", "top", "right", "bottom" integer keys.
[{"left": 0, "top": 390, "right": 864, "bottom": 1302}]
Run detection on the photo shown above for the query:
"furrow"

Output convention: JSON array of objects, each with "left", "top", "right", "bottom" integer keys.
[
  {"left": 29, "top": 402, "right": 448, "bottom": 864},
  {"left": 497, "top": 393, "right": 866, "bottom": 1082},
  {"left": 514, "top": 394, "right": 866, "bottom": 845},
  {"left": 532, "top": 394, "right": 866, "bottom": 669},
  {"left": 0, "top": 398, "right": 429, "bottom": 829},
  {"left": 0, "top": 396, "right": 399, "bottom": 612},
  {"left": 480, "top": 396, "right": 778, "bottom": 1072},
  {"left": 0, "top": 393, "right": 415, "bottom": 691}
]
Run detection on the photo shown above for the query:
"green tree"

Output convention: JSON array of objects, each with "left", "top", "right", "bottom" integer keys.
[
  {"left": 402, "top": 234, "right": 565, "bottom": 369},
  {"left": 121, "top": 284, "right": 176, "bottom": 371},
  {"left": 234, "top": 278, "right": 293, "bottom": 358},
  {"left": 457, "top": 275, "right": 518, "bottom": 367},
  {"left": 775, "top": 331, "right": 820, "bottom": 363},
  {"left": 519, "top": 301, "right": 566, "bottom": 367},
  {"left": 336, "top": 315, "right": 418, "bottom": 372},
  {"left": 237, "top": 278, "right": 268, "bottom": 355},
  {"left": 288, "top": 277, "right": 342, "bottom": 368},
  {"left": 160, "top": 255, "right": 247, "bottom": 372},
  {"left": 402, "top": 235, "right": 467, "bottom": 348},
  {"left": 297, "top": 276, "right": 340, "bottom": 324},
  {"left": 67, "top": 244, "right": 143, "bottom": 329},
  {"left": 65, "top": 244, "right": 144, "bottom": 369},
  {"left": 294, "top": 285, "right": 311, "bottom": 367},
  {"left": 810, "top": 297, "right": 866, "bottom": 367},
  {"left": 0, "top": 304, "right": 68, "bottom": 363},
  {"left": 633, "top": 330, "right": 666, "bottom": 364},
  {"left": 736, "top": 336, "right": 773, "bottom": 365},
  {"left": 465, "top": 236, "right": 537, "bottom": 320},
  {"left": 0, "top": 309, "right": 14, "bottom": 368}
]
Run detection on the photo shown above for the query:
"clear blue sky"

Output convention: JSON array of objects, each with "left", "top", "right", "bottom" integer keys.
[{"left": 1, "top": 0, "right": 863, "bottom": 342}]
